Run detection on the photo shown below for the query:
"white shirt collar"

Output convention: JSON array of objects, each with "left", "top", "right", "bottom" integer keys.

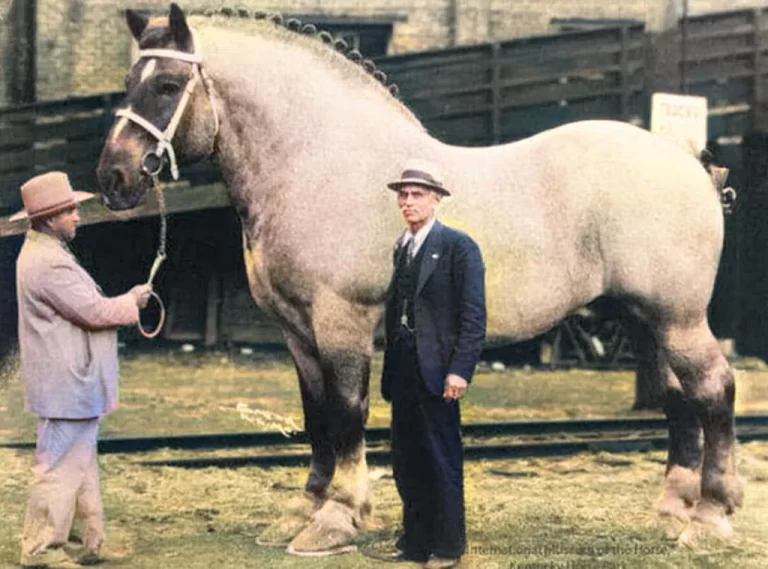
[{"left": 400, "top": 217, "right": 436, "bottom": 257}]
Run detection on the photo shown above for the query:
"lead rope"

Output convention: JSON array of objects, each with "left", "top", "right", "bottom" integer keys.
[{"left": 137, "top": 175, "right": 167, "bottom": 339}]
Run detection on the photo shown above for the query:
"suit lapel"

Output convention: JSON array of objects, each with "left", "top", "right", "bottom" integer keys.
[{"left": 415, "top": 221, "right": 444, "bottom": 298}]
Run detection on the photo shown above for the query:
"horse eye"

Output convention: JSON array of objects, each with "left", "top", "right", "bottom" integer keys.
[{"left": 157, "top": 81, "right": 181, "bottom": 96}]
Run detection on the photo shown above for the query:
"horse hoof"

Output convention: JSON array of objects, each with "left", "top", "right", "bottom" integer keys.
[
  {"left": 692, "top": 500, "right": 734, "bottom": 539},
  {"left": 656, "top": 492, "right": 694, "bottom": 522},
  {"left": 661, "top": 515, "right": 689, "bottom": 541},
  {"left": 676, "top": 523, "right": 698, "bottom": 547},
  {"left": 256, "top": 514, "right": 308, "bottom": 547},
  {"left": 286, "top": 500, "right": 359, "bottom": 556}
]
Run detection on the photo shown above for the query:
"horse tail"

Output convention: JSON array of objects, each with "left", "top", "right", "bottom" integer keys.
[{"left": 698, "top": 148, "right": 736, "bottom": 215}]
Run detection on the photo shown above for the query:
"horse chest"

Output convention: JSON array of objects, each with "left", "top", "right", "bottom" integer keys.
[{"left": 242, "top": 238, "right": 276, "bottom": 305}]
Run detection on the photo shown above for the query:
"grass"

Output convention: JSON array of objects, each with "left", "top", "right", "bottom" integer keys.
[
  {"left": 1, "top": 442, "right": 768, "bottom": 569},
  {"left": 2, "top": 349, "right": 768, "bottom": 568},
  {"left": 3, "top": 348, "right": 768, "bottom": 442}
]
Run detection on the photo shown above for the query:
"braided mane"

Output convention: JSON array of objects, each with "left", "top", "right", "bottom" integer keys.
[{"left": 187, "top": 6, "right": 401, "bottom": 99}]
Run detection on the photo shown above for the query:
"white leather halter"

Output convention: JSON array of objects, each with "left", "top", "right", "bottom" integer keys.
[{"left": 115, "top": 34, "right": 219, "bottom": 181}]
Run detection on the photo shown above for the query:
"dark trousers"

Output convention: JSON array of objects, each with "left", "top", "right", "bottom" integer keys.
[{"left": 389, "top": 332, "right": 466, "bottom": 559}]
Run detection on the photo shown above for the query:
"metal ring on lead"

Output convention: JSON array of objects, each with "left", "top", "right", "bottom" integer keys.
[
  {"left": 141, "top": 151, "right": 165, "bottom": 177},
  {"left": 137, "top": 291, "right": 166, "bottom": 339}
]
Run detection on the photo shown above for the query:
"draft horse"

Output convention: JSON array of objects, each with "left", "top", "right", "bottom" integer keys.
[{"left": 97, "top": 4, "right": 742, "bottom": 555}]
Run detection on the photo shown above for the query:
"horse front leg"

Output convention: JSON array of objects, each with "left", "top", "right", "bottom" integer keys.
[
  {"left": 256, "top": 329, "right": 334, "bottom": 547},
  {"left": 287, "top": 289, "right": 375, "bottom": 556},
  {"left": 662, "top": 319, "right": 742, "bottom": 540}
]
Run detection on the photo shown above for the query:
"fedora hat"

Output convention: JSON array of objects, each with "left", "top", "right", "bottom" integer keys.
[
  {"left": 387, "top": 158, "right": 451, "bottom": 196},
  {"left": 9, "top": 172, "right": 95, "bottom": 221}
]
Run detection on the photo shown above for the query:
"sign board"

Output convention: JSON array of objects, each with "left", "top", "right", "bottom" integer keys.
[{"left": 650, "top": 92, "right": 708, "bottom": 153}]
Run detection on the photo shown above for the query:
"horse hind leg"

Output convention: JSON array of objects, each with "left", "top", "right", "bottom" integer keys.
[
  {"left": 626, "top": 314, "right": 703, "bottom": 527},
  {"left": 658, "top": 379, "right": 703, "bottom": 529},
  {"left": 661, "top": 318, "right": 742, "bottom": 538},
  {"left": 626, "top": 316, "right": 668, "bottom": 411}
]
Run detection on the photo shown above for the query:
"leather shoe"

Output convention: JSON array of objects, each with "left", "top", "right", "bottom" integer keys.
[
  {"left": 21, "top": 547, "right": 81, "bottom": 568},
  {"left": 360, "top": 545, "right": 427, "bottom": 563},
  {"left": 424, "top": 554, "right": 461, "bottom": 569}
]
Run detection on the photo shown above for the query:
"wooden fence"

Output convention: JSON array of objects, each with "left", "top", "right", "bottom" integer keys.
[
  {"left": 1, "top": 8, "right": 768, "bottom": 353},
  {"left": 1, "top": 9, "right": 765, "bottom": 215}
]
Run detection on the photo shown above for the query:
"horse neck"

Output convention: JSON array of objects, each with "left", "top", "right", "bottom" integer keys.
[{"left": 199, "top": 28, "right": 431, "bottom": 219}]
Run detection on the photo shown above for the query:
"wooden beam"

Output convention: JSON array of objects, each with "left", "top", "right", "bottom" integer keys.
[
  {"left": 753, "top": 9, "right": 765, "bottom": 130},
  {"left": 620, "top": 26, "right": 630, "bottom": 121},
  {"left": 205, "top": 274, "right": 220, "bottom": 347},
  {"left": 0, "top": 181, "right": 231, "bottom": 239},
  {"left": 490, "top": 43, "right": 501, "bottom": 144}
]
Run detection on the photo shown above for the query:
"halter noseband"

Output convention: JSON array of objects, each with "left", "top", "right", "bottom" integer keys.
[{"left": 115, "top": 35, "right": 219, "bottom": 181}]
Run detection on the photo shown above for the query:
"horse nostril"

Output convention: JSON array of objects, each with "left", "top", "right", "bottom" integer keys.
[{"left": 111, "top": 167, "right": 126, "bottom": 190}]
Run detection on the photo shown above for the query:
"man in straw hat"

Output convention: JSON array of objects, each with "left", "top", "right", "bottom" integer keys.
[
  {"left": 12, "top": 171, "right": 152, "bottom": 568},
  {"left": 373, "top": 159, "right": 486, "bottom": 569}
]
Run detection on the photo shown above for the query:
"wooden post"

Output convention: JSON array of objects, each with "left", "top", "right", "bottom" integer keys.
[
  {"left": 619, "top": 26, "right": 629, "bottom": 121},
  {"left": 680, "top": 0, "right": 689, "bottom": 94},
  {"left": 753, "top": 9, "right": 765, "bottom": 130},
  {"left": 204, "top": 274, "right": 220, "bottom": 347},
  {"left": 490, "top": 42, "right": 501, "bottom": 144}
]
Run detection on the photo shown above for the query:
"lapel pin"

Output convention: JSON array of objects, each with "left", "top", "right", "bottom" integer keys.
[{"left": 431, "top": 253, "right": 439, "bottom": 259}]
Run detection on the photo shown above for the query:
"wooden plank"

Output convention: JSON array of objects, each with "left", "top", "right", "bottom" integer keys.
[
  {"left": 401, "top": 61, "right": 644, "bottom": 104},
  {"left": 415, "top": 77, "right": 645, "bottom": 122},
  {"left": 32, "top": 138, "right": 109, "bottom": 165},
  {"left": 423, "top": 114, "right": 491, "bottom": 144},
  {"left": 500, "top": 96, "right": 622, "bottom": 141},
  {"left": 0, "top": 123, "right": 36, "bottom": 149},
  {"left": 499, "top": 36, "right": 644, "bottom": 66},
  {"left": 683, "top": 57, "right": 754, "bottom": 85},
  {"left": 620, "top": 26, "right": 630, "bottom": 120},
  {"left": 380, "top": 26, "right": 643, "bottom": 74},
  {"left": 0, "top": 181, "right": 231, "bottom": 238},
  {"left": 755, "top": 9, "right": 766, "bottom": 130},
  {"left": 376, "top": 45, "right": 490, "bottom": 72},
  {"left": 31, "top": 116, "right": 108, "bottom": 142},
  {"left": 0, "top": 92, "right": 121, "bottom": 119},
  {"left": 0, "top": 147, "right": 34, "bottom": 172},
  {"left": 205, "top": 274, "right": 220, "bottom": 347},
  {"left": 491, "top": 43, "right": 501, "bottom": 144},
  {"left": 709, "top": 111, "right": 751, "bottom": 137},
  {"left": 686, "top": 9, "right": 753, "bottom": 35}
]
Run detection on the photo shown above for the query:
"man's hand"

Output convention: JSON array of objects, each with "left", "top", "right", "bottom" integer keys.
[
  {"left": 129, "top": 284, "right": 153, "bottom": 309},
  {"left": 443, "top": 373, "right": 468, "bottom": 400}
]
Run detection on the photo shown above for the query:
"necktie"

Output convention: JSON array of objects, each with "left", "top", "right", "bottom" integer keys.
[{"left": 406, "top": 238, "right": 415, "bottom": 264}]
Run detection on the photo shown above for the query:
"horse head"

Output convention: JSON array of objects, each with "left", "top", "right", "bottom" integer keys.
[{"left": 97, "top": 3, "right": 218, "bottom": 210}]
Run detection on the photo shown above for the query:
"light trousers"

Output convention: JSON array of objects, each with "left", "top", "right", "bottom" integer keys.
[{"left": 21, "top": 417, "right": 103, "bottom": 560}]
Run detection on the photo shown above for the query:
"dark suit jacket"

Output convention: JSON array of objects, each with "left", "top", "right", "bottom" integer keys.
[{"left": 381, "top": 221, "right": 486, "bottom": 401}]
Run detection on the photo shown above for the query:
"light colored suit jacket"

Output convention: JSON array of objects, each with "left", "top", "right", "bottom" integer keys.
[{"left": 16, "top": 230, "right": 139, "bottom": 419}]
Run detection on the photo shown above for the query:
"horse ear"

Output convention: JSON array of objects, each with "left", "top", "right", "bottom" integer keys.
[
  {"left": 125, "top": 9, "right": 149, "bottom": 40},
  {"left": 169, "top": 3, "right": 192, "bottom": 48}
]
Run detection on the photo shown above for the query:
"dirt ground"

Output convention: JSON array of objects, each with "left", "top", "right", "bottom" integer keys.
[{"left": 1, "top": 350, "right": 767, "bottom": 568}]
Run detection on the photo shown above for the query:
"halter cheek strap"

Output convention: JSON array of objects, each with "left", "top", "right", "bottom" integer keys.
[{"left": 114, "top": 33, "right": 219, "bottom": 181}]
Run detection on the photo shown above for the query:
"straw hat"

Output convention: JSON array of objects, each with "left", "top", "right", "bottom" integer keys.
[
  {"left": 9, "top": 172, "right": 95, "bottom": 221},
  {"left": 387, "top": 158, "right": 451, "bottom": 196}
]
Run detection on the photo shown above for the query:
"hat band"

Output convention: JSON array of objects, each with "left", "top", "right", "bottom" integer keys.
[
  {"left": 28, "top": 197, "right": 77, "bottom": 219},
  {"left": 400, "top": 169, "right": 442, "bottom": 188}
]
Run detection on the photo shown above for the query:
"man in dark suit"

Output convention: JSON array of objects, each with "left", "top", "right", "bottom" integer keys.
[{"left": 378, "top": 159, "right": 486, "bottom": 569}]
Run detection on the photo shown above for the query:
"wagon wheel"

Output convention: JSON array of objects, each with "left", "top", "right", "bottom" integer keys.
[{"left": 545, "top": 314, "right": 635, "bottom": 368}]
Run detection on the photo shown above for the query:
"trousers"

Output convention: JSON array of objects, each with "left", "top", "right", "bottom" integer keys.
[
  {"left": 21, "top": 417, "right": 104, "bottom": 561},
  {"left": 389, "top": 331, "right": 466, "bottom": 559}
]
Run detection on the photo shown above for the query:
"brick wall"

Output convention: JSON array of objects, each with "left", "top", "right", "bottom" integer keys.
[
  {"left": 34, "top": 0, "right": 455, "bottom": 101},
  {"left": 26, "top": 0, "right": 768, "bottom": 101}
]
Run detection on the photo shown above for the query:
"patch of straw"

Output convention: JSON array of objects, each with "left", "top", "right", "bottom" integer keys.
[{"left": 219, "top": 402, "right": 301, "bottom": 437}]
